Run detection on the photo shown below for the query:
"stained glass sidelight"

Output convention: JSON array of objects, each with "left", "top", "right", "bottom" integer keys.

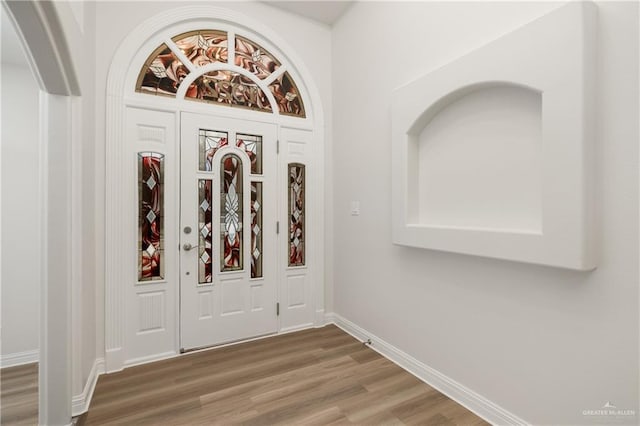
[
  {"left": 251, "top": 182, "right": 263, "bottom": 278},
  {"left": 198, "top": 179, "right": 213, "bottom": 284},
  {"left": 221, "top": 154, "right": 243, "bottom": 271},
  {"left": 136, "top": 44, "right": 187, "bottom": 96},
  {"left": 269, "top": 72, "right": 306, "bottom": 118},
  {"left": 288, "top": 163, "right": 305, "bottom": 267},
  {"left": 172, "top": 30, "right": 228, "bottom": 66},
  {"left": 186, "top": 71, "right": 272, "bottom": 113},
  {"left": 199, "top": 129, "right": 228, "bottom": 172},
  {"left": 235, "top": 36, "right": 281, "bottom": 80},
  {"left": 138, "top": 152, "right": 165, "bottom": 281},
  {"left": 236, "top": 134, "right": 262, "bottom": 175}
]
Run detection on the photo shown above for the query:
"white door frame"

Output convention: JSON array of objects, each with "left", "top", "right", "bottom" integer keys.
[
  {"left": 105, "top": 6, "right": 326, "bottom": 373},
  {"left": 2, "top": 1, "right": 80, "bottom": 424}
]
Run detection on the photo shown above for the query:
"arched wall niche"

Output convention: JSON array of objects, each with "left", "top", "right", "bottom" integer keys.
[
  {"left": 405, "top": 82, "right": 543, "bottom": 232},
  {"left": 407, "top": 81, "right": 541, "bottom": 135},
  {"left": 391, "top": 1, "right": 597, "bottom": 270},
  {"left": 105, "top": 5, "right": 326, "bottom": 373}
]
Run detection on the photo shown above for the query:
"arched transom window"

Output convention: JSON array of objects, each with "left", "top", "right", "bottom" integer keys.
[{"left": 135, "top": 30, "right": 306, "bottom": 118}]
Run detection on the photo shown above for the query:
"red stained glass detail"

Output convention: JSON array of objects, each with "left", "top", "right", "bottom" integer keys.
[
  {"left": 199, "top": 179, "right": 213, "bottom": 284},
  {"left": 138, "top": 153, "right": 164, "bottom": 281},
  {"left": 251, "top": 182, "right": 263, "bottom": 278},
  {"left": 186, "top": 71, "right": 272, "bottom": 113},
  {"left": 172, "top": 30, "right": 228, "bottom": 67},
  {"left": 235, "top": 36, "right": 280, "bottom": 80},
  {"left": 221, "top": 154, "right": 243, "bottom": 271},
  {"left": 136, "top": 44, "right": 187, "bottom": 96},
  {"left": 269, "top": 72, "right": 306, "bottom": 118},
  {"left": 136, "top": 31, "right": 306, "bottom": 119},
  {"left": 288, "top": 164, "right": 305, "bottom": 266},
  {"left": 199, "top": 129, "right": 228, "bottom": 172},
  {"left": 236, "top": 134, "right": 262, "bottom": 175}
]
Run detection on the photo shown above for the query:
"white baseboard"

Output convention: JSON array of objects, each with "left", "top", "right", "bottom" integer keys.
[
  {"left": 280, "top": 323, "right": 315, "bottom": 334},
  {"left": 0, "top": 349, "right": 38, "bottom": 368},
  {"left": 124, "top": 351, "right": 177, "bottom": 369},
  {"left": 72, "top": 357, "right": 105, "bottom": 416},
  {"left": 325, "top": 312, "right": 528, "bottom": 426}
]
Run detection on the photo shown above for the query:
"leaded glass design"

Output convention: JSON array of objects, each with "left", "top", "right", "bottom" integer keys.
[
  {"left": 236, "top": 134, "right": 262, "bottom": 175},
  {"left": 288, "top": 163, "right": 305, "bottom": 267},
  {"left": 172, "top": 30, "right": 228, "bottom": 67},
  {"left": 235, "top": 36, "right": 281, "bottom": 80},
  {"left": 138, "top": 152, "right": 165, "bottom": 281},
  {"left": 135, "top": 44, "right": 187, "bottom": 96},
  {"left": 269, "top": 72, "right": 306, "bottom": 118},
  {"left": 198, "top": 179, "right": 213, "bottom": 284},
  {"left": 186, "top": 71, "right": 272, "bottom": 113},
  {"left": 251, "top": 182, "right": 263, "bottom": 278},
  {"left": 199, "top": 129, "right": 228, "bottom": 171},
  {"left": 136, "top": 31, "right": 307, "bottom": 119},
  {"left": 221, "top": 154, "right": 243, "bottom": 271}
]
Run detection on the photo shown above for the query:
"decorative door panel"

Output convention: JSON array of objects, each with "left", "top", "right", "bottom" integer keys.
[
  {"left": 180, "top": 112, "right": 278, "bottom": 350},
  {"left": 125, "top": 107, "right": 178, "bottom": 363},
  {"left": 279, "top": 127, "right": 315, "bottom": 331}
]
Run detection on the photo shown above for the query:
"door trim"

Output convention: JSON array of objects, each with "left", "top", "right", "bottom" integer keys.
[{"left": 105, "top": 5, "right": 326, "bottom": 373}]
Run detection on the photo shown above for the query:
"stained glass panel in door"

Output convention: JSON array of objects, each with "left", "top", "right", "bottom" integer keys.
[{"left": 221, "top": 154, "right": 243, "bottom": 271}]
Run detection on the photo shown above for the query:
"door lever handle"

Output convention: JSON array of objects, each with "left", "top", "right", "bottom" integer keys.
[{"left": 183, "top": 243, "right": 194, "bottom": 251}]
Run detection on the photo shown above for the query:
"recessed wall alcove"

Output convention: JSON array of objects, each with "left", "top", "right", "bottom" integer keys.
[
  {"left": 391, "top": 2, "right": 597, "bottom": 270},
  {"left": 409, "top": 84, "right": 542, "bottom": 233}
]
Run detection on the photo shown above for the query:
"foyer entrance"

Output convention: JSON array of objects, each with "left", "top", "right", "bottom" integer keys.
[
  {"left": 180, "top": 113, "right": 278, "bottom": 350},
  {"left": 107, "top": 13, "right": 323, "bottom": 372}
]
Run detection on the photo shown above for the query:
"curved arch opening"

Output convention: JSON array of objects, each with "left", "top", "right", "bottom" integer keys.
[
  {"left": 135, "top": 28, "right": 305, "bottom": 117},
  {"left": 408, "top": 83, "right": 543, "bottom": 232}
]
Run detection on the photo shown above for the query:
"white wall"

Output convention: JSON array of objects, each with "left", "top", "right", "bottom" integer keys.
[
  {"left": 332, "top": 2, "right": 638, "bottom": 425},
  {"left": 0, "top": 62, "right": 40, "bottom": 361},
  {"left": 80, "top": 0, "right": 98, "bottom": 396},
  {"left": 92, "top": 0, "right": 333, "bottom": 358}
]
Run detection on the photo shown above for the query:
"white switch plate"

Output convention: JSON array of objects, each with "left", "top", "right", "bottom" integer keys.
[{"left": 351, "top": 201, "right": 360, "bottom": 216}]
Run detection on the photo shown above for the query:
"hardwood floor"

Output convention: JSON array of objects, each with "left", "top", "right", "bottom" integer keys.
[
  {"left": 1, "top": 363, "right": 38, "bottom": 425},
  {"left": 79, "top": 325, "right": 488, "bottom": 425}
]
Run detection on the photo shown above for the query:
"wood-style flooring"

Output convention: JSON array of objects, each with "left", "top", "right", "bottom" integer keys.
[
  {"left": 79, "top": 325, "right": 487, "bottom": 425},
  {"left": 1, "top": 362, "right": 38, "bottom": 425}
]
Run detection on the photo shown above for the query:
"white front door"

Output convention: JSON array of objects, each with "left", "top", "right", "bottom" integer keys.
[{"left": 180, "top": 112, "right": 278, "bottom": 350}]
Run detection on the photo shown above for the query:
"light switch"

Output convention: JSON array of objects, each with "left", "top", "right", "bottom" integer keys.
[{"left": 350, "top": 201, "right": 360, "bottom": 216}]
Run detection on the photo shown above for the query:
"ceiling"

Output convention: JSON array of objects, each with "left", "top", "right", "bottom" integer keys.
[
  {"left": 1, "top": 1, "right": 353, "bottom": 68},
  {"left": 265, "top": 1, "right": 354, "bottom": 26}
]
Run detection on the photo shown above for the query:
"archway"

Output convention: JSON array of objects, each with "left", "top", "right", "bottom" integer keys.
[{"left": 2, "top": 1, "right": 80, "bottom": 424}]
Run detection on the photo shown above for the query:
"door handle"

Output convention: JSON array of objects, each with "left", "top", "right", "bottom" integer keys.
[{"left": 183, "top": 243, "right": 194, "bottom": 251}]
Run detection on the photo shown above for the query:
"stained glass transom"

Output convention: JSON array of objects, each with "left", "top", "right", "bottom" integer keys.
[
  {"left": 251, "top": 182, "right": 263, "bottom": 278},
  {"left": 199, "top": 129, "right": 228, "bottom": 171},
  {"left": 136, "top": 44, "right": 187, "bottom": 96},
  {"left": 198, "top": 179, "right": 213, "bottom": 284},
  {"left": 135, "top": 30, "right": 307, "bottom": 118},
  {"left": 288, "top": 163, "right": 305, "bottom": 267},
  {"left": 237, "top": 134, "right": 262, "bottom": 175},
  {"left": 186, "top": 71, "right": 272, "bottom": 113},
  {"left": 138, "top": 152, "right": 165, "bottom": 281},
  {"left": 269, "top": 72, "right": 305, "bottom": 118},
  {"left": 221, "top": 154, "right": 243, "bottom": 271},
  {"left": 172, "top": 30, "right": 228, "bottom": 66},
  {"left": 235, "top": 36, "right": 281, "bottom": 80}
]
